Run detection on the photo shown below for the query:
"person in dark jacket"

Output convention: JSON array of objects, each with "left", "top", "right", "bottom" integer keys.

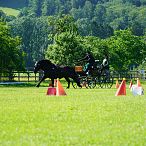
[{"left": 78, "top": 51, "right": 95, "bottom": 74}]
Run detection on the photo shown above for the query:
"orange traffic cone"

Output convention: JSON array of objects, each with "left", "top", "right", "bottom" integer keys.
[
  {"left": 56, "top": 79, "right": 67, "bottom": 96},
  {"left": 115, "top": 78, "right": 126, "bottom": 96},
  {"left": 115, "top": 79, "right": 120, "bottom": 88},
  {"left": 54, "top": 79, "right": 57, "bottom": 87},
  {"left": 137, "top": 78, "right": 141, "bottom": 87},
  {"left": 129, "top": 80, "right": 133, "bottom": 89},
  {"left": 46, "top": 87, "right": 56, "bottom": 95},
  {"left": 49, "top": 80, "right": 53, "bottom": 87},
  {"left": 49, "top": 80, "right": 57, "bottom": 87}
]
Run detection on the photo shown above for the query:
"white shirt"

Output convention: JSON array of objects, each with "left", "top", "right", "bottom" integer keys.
[{"left": 102, "top": 58, "right": 108, "bottom": 67}]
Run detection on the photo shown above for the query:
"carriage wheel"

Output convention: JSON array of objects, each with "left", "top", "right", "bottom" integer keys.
[
  {"left": 87, "top": 77, "right": 96, "bottom": 89},
  {"left": 80, "top": 77, "right": 89, "bottom": 88},
  {"left": 99, "top": 75, "right": 107, "bottom": 88},
  {"left": 72, "top": 80, "right": 78, "bottom": 89},
  {"left": 99, "top": 75, "right": 113, "bottom": 88},
  {"left": 95, "top": 77, "right": 102, "bottom": 88},
  {"left": 72, "top": 77, "right": 87, "bottom": 89},
  {"left": 72, "top": 78, "right": 82, "bottom": 89},
  {"left": 106, "top": 75, "right": 114, "bottom": 88}
]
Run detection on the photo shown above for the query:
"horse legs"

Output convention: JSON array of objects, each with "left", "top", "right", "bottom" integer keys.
[
  {"left": 36, "top": 75, "right": 46, "bottom": 87},
  {"left": 51, "top": 78, "right": 55, "bottom": 87},
  {"left": 73, "top": 77, "right": 82, "bottom": 88},
  {"left": 65, "top": 77, "right": 70, "bottom": 88}
]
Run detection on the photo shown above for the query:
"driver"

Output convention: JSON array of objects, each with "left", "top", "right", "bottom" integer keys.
[{"left": 78, "top": 51, "right": 95, "bottom": 75}]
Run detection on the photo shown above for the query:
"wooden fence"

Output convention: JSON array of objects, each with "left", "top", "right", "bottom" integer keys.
[
  {"left": 0, "top": 71, "right": 42, "bottom": 82},
  {"left": 111, "top": 70, "right": 142, "bottom": 80},
  {"left": 0, "top": 70, "right": 144, "bottom": 82}
]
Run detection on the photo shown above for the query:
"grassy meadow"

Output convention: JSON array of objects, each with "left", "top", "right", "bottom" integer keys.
[
  {"left": 0, "top": 81, "right": 145, "bottom": 146},
  {"left": 0, "top": 7, "right": 20, "bottom": 16}
]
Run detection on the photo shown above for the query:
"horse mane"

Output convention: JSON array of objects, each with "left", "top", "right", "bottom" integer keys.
[
  {"left": 39, "top": 59, "right": 73, "bottom": 69},
  {"left": 39, "top": 59, "right": 52, "bottom": 65}
]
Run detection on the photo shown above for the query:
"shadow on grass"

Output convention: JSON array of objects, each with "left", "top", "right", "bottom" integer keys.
[
  {"left": 0, "top": 80, "right": 69, "bottom": 88},
  {"left": 0, "top": 82, "right": 48, "bottom": 88}
]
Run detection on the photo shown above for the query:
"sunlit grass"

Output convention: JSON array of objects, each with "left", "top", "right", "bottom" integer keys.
[
  {"left": 0, "top": 7, "right": 20, "bottom": 16},
  {"left": 0, "top": 82, "right": 145, "bottom": 145}
]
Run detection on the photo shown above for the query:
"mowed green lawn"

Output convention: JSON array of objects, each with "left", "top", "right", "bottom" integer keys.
[
  {"left": 0, "top": 7, "right": 20, "bottom": 16},
  {"left": 0, "top": 82, "right": 145, "bottom": 146}
]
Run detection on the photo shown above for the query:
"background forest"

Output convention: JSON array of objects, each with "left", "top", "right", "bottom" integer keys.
[{"left": 0, "top": 0, "right": 146, "bottom": 72}]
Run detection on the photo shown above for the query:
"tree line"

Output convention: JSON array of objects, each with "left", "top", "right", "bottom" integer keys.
[
  {"left": 0, "top": 0, "right": 146, "bottom": 73},
  {"left": 20, "top": 0, "right": 146, "bottom": 37}
]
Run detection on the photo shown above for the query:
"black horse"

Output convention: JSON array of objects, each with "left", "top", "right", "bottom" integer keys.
[{"left": 34, "top": 59, "right": 82, "bottom": 88}]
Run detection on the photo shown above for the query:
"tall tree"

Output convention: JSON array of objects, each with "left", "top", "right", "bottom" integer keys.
[
  {"left": 94, "top": 4, "right": 106, "bottom": 24},
  {"left": 9, "top": 16, "right": 50, "bottom": 68},
  {"left": 82, "top": 1, "right": 94, "bottom": 19},
  {"left": 46, "top": 15, "right": 84, "bottom": 65},
  {"left": 42, "top": 0, "right": 56, "bottom": 16},
  {"left": 28, "top": 0, "right": 42, "bottom": 16},
  {"left": 108, "top": 29, "right": 146, "bottom": 71},
  {"left": 0, "top": 19, "right": 25, "bottom": 73}
]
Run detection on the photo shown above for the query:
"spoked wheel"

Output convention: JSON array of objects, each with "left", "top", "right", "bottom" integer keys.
[
  {"left": 72, "top": 78, "right": 82, "bottom": 89},
  {"left": 72, "top": 76, "right": 96, "bottom": 89},
  {"left": 72, "top": 80, "right": 78, "bottom": 89},
  {"left": 106, "top": 75, "right": 114, "bottom": 88},
  {"left": 86, "top": 77, "right": 96, "bottom": 89},
  {"left": 99, "top": 75, "right": 107, "bottom": 88},
  {"left": 99, "top": 75, "right": 114, "bottom": 88},
  {"left": 72, "top": 76, "right": 87, "bottom": 89},
  {"left": 80, "top": 77, "right": 89, "bottom": 88},
  {"left": 95, "top": 76, "right": 102, "bottom": 88}
]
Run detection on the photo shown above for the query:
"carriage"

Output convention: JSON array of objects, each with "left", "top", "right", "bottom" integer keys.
[
  {"left": 34, "top": 59, "right": 113, "bottom": 89},
  {"left": 72, "top": 63, "right": 114, "bottom": 89}
]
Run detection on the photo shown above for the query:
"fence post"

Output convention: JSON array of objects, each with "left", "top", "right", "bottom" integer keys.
[
  {"left": 9, "top": 72, "right": 13, "bottom": 81},
  {"left": 35, "top": 73, "right": 37, "bottom": 82},
  {"left": 39, "top": 72, "right": 42, "bottom": 81},
  {"left": 18, "top": 72, "right": 20, "bottom": 82},
  {"left": 0, "top": 70, "right": 145, "bottom": 82},
  {"left": 28, "top": 71, "right": 30, "bottom": 82}
]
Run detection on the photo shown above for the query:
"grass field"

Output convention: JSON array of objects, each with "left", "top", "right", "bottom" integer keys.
[
  {"left": 0, "top": 81, "right": 145, "bottom": 146},
  {"left": 0, "top": 7, "right": 20, "bottom": 16}
]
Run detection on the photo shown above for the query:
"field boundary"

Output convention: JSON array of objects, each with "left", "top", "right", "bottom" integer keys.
[{"left": 0, "top": 70, "right": 144, "bottom": 82}]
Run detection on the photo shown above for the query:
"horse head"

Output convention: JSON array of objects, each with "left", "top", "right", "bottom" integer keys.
[
  {"left": 34, "top": 61, "right": 41, "bottom": 73},
  {"left": 34, "top": 59, "right": 53, "bottom": 74}
]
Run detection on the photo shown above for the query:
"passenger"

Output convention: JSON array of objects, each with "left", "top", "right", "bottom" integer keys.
[{"left": 101, "top": 54, "right": 110, "bottom": 79}]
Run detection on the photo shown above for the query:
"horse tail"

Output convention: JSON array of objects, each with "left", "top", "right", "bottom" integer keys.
[{"left": 64, "top": 66, "right": 82, "bottom": 88}]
